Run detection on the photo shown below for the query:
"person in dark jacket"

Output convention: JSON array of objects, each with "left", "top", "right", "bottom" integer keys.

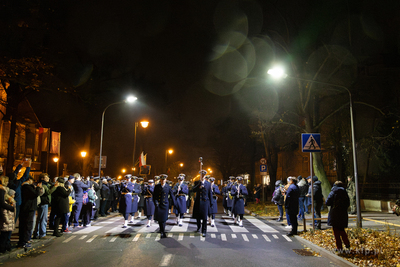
[
  {"left": 297, "top": 176, "right": 308, "bottom": 220},
  {"left": 91, "top": 176, "right": 101, "bottom": 220},
  {"left": 100, "top": 179, "right": 110, "bottom": 217},
  {"left": 272, "top": 180, "right": 285, "bottom": 222},
  {"left": 130, "top": 177, "right": 141, "bottom": 221},
  {"left": 33, "top": 173, "right": 51, "bottom": 239},
  {"left": 306, "top": 176, "right": 323, "bottom": 229},
  {"left": 143, "top": 180, "right": 155, "bottom": 227},
  {"left": 231, "top": 176, "right": 248, "bottom": 227},
  {"left": 254, "top": 184, "right": 262, "bottom": 204},
  {"left": 153, "top": 174, "right": 175, "bottom": 238},
  {"left": 326, "top": 181, "right": 350, "bottom": 251},
  {"left": 209, "top": 177, "right": 220, "bottom": 227},
  {"left": 51, "top": 178, "right": 72, "bottom": 237},
  {"left": 18, "top": 176, "right": 43, "bottom": 248},
  {"left": 105, "top": 178, "right": 114, "bottom": 214},
  {"left": 71, "top": 173, "right": 89, "bottom": 227},
  {"left": 173, "top": 174, "right": 189, "bottom": 226},
  {"left": 137, "top": 178, "right": 145, "bottom": 218},
  {"left": 192, "top": 170, "right": 213, "bottom": 237},
  {"left": 285, "top": 177, "right": 300, "bottom": 236}
]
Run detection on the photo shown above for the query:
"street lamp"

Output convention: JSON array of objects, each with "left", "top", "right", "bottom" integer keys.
[
  {"left": 267, "top": 67, "right": 362, "bottom": 227},
  {"left": 179, "top": 163, "right": 184, "bottom": 168},
  {"left": 165, "top": 149, "right": 173, "bottom": 172},
  {"left": 122, "top": 168, "right": 126, "bottom": 173},
  {"left": 98, "top": 96, "right": 138, "bottom": 177},
  {"left": 133, "top": 120, "right": 150, "bottom": 175},
  {"left": 53, "top": 157, "right": 59, "bottom": 177},
  {"left": 81, "top": 151, "right": 87, "bottom": 176}
]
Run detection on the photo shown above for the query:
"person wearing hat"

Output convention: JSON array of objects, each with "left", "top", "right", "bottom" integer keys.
[
  {"left": 51, "top": 177, "right": 72, "bottom": 237},
  {"left": 137, "top": 178, "right": 145, "bottom": 219},
  {"left": 153, "top": 174, "right": 175, "bottom": 238},
  {"left": 192, "top": 170, "right": 213, "bottom": 237},
  {"left": 71, "top": 173, "right": 90, "bottom": 228},
  {"left": 106, "top": 178, "right": 116, "bottom": 214},
  {"left": 285, "top": 176, "right": 299, "bottom": 236},
  {"left": 221, "top": 181, "right": 228, "bottom": 215},
  {"left": 173, "top": 174, "right": 189, "bottom": 226},
  {"left": 306, "top": 176, "right": 323, "bottom": 230},
  {"left": 231, "top": 176, "right": 248, "bottom": 227},
  {"left": 99, "top": 178, "right": 110, "bottom": 217},
  {"left": 226, "top": 176, "right": 236, "bottom": 217},
  {"left": 297, "top": 176, "right": 308, "bottom": 220},
  {"left": 209, "top": 177, "right": 220, "bottom": 227},
  {"left": 120, "top": 174, "right": 134, "bottom": 228},
  {"left": 91, "top": 176, "right": 101, "bottom": 220},
  {"left": 143, "top": 179, "right": 155, "bottom": 227},
  {"left": 130, "top": 176, "right": 141, "bottom": 222}
]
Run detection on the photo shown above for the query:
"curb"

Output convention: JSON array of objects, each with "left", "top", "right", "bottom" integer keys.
[
  {"left": 294, "top": 236, "right": 357, "bottom": 267},
  {"left": 0, "top": 236, "right": 55, "bottom": 262}
]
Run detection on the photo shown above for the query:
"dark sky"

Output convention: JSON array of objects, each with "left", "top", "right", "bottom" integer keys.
[{"left": 21, "top": 0, "right": 400, "bottom": 178}]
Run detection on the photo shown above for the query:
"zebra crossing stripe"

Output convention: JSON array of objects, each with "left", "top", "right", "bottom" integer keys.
[
  {"left": 211, "top": 234, "right": 216, "bottom": 238},
  {"left": 272, "top": 234, "right": 279, "bottom": 239},
  {"left": 190, "top": 234, "right": 194, "bottom": 238},
  {"left": 231, "top": 234, "right": 237, "bottom": 239},
  {"left": 252, "top": 234, "right": 258, "bottom": 239},
  {"left": 221, "top": 234, "right": 227, "bottom": 241},
  {"left": 282, "top": 235, "right": 292, "bottom": 242},
  {"left": 160, "top": 254, "right": 173, "bottom": 267},
  {"left": 155, "top": 234, "right": 161, "bottom": 241},
  {"left": 167, "top": 233, "right": 173, "bottom": 237},
  {"left": 79, "top": 235, "right": 87, "bottom": 240},
  {"left": 178, "top": 233, "right": 183, "bottom": 241},
  {"left": 146, "top": 234, "right": 151, "bottom": 238},
  {"left": 63, "top": 236, "right": 76, "bottom": 243},
  {"left": 262, "top": 234, "right": 271, "bottom": 242},
  {"left": 200, "top": 236, "right": 205, "bottom": 242},
  {"left": 133, "top": 234, "right": 141, "bottom": 241},
  {"left": 86, "top": 235, "right": 98, "bottom": 243},
  {"left": 244, "top": 216, "right": 279, "bottom": 233},
  {"left": 242, "top": 234, "right": 249, "bottom": 242},
  {"left": 110, "top": 236, "right": 117, "bottom": 242}
]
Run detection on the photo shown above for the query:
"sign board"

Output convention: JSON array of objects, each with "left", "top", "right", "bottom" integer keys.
[
  {"left": 260, "top": 164, "right": 267, "bottom": 175},
  {"left": 260, "top": 158, "right": 267, "bottom": 165},
  {"left": 94, "top": 156, "right": 107, "bottom": 168},
  {"left": 301, "top": 133, "right": 321, "bottom": 153}
]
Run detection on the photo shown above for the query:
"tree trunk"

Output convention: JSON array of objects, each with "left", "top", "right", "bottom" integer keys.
[
  {"left": 313, "top": 152, "right": 331, "bottom": 200},
  {"left": 6, "top": 104, "right": 18, "bottom": 173}
]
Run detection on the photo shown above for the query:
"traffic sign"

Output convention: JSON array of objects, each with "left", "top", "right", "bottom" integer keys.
[
  {"left": 260, "top": 164, "right": 267, "bottom": 173},
  {"left": 302, "top": 133, "right": 321, "bottom": 152},
  {"left": 260, "top": 158, "right": 267, "bottom": 165}
]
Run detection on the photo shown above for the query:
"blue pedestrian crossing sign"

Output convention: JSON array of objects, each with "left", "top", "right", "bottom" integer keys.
[{"left": 302, "top": 133, "right": 321, "bottom": 152}]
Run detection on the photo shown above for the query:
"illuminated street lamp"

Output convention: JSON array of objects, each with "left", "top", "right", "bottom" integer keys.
[
  {"left": 165, "top": 149, "right": 174, "bottom": 172},
  {"left": 53, "top": 157, "right": 59, "bottom": 177},
  {"left": 133, "top": 120, "right": 150, "bottom": 175},
  {"left": 267, "top": 67, "right": 361, "bottom": 228},
  {"left": 98, "top": 96, "right": 137, "bottom": 177},
  {"left": 179, "top": 163, "right": 184, "bottom": 168},
  {"left": 122, "top": 168, "right": 126, "bottom": 173},
  {"left": 81, "top": 151, "right": 87, "bottom": 176}
]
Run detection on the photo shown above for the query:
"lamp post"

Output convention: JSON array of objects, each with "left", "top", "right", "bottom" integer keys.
[
  {"left": 267, "top": 67, "right": 362, "bottom": 227},
  {"left": 165, "top": 149, "right": 173, "bottom": 172},
  {"left": 53, "top": 157, "right": 59, "bottom": 177},
  {"left": 132, "top": 120, "right": 149, "bottom": 175},
  {"left": 98, "top": 96, "right": 137, "bottom": 177},
  {"left": 81, "top": 151, "right": 87, "bottom": 176}
]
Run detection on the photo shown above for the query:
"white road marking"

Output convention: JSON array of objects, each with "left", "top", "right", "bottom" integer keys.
[
  {"left": 200, "top": 236, "right": 205, "bottom": 242},
  {"left": 190, "top": 234, "right": 194, "bottom": 238},
  {"left": 146, "top": 234, "right": 151, "bottom": 238},
  {"left": 224, "top": 219, "right": 249, "bottom": 233},
  {"left": 178, "top": 233, "right": 184, "bottom": 241},
  {"left": 231, "top": 234, "right": 237, "bottom": 239},
  {"left": 110, "top": 236, "right": 118, "bottom": 242},
  {"left": 155, "top": 234, "right": 161, "bottom": 241},
  {"left": 79, "top": 235, "right": 87, "bottom": 240},
  {"left": 283, "top": 235, "right": 292, "bottom": 242},
  {"left": 62, "top": 236, "right": 76, "bottom": 243},
  {"left": 242, "top": 234, "right": 249, "bottom": 242},
  {"left": 86, "top": 235, "right": 98, "bottom": 243},
  {"left": 252, "top": 234, "right": 258, "bottom": 239},
  {"left": 262, "top": 234, "right": 271, "bottom": 242},
  {"left": 159, "top": 254, "right": 174, "bottom": 266},
  {"left": 244, "top": 216, "right": 279, "bottom": 233},
  {"left": 211, "top": 234, "right": 216, "bottom": 238},
  {"left": 221, "top": 234, "right": 227, "bottom": 241},
  {"left": 272, "top": 234, "right": 279, "bottom": 239},
  {"left": 133, "top": 234, "right": 141, "bottom": 241},
  {"left": 167, "top": 233, "right": 173, "bottom": 237},
  {"left": 74, "top": 226, "right": 103, "bottom": 234}
]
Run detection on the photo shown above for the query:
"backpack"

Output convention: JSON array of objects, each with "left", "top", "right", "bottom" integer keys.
[{"left": 83, "top": 190, "right": 89, "bottom": 204}]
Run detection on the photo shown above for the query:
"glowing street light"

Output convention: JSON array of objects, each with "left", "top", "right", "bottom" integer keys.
[
  {"left": 179, "top": 163, "right": 184, "bottom": 167},
  {"left": 122, "top": 168, "right": 126, "bottom": 173},
  {"left": 133, "top": 120, "right": 150, "bottom": 175},
  {"left": 53, "top": 157, "right": 59, "bottom": 177},
  {"left": 165, "top": 149, "right": 174, "bottom": 172},
  {"left": 81, "top": 151, "right": 87, "bottom": 158}
]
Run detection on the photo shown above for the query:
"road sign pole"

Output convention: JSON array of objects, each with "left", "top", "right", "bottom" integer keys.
[{"left": 310, "top": 152, "right": 314, "bottom": 231}]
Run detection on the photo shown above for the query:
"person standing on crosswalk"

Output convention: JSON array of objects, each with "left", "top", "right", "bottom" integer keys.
[
  {"left": 285, "top": 176, "right": 299, "bottom": 236},
  {"left": 231, "top": 176, "right": 248, "bottom": 227},
  {"left": 143, "top": 179, "right": 155, "bottom": 227},
  {"left": 153, "top": 174, "right": 175, "bottom": 238},
  {"left": 120, "top": 175, "right": 134, "bottom": 228},
  {"left": 173, "top": 174, "right": 189, "bottom": 226},
  {"left": 192, "top": 170, "right": 213, "bottom": 237},
  {"left": 130, "top": 176, "right": 141, "bottom": 223},
  {"left": 222, "top": 181, "right": 228, "bottom": 215},
  {"left": 209, "top": 177, "right": 220, "bottom": 227},
  {"left": 137, "top": 177, "right": 145, "bottom": 218},
  {"left": 226, "top": 176, "right": 235, "bottom": 217}
]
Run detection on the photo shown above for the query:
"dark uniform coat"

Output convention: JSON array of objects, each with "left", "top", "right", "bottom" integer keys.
[
  {"left": 51, "top": 186, "right": 72, "bottom": 214},
  {"left": 173, "top": 182, "right": 189, "bottom": 214},
  {"left": 192, "top": 180, "right": 213, "bottom": 220},
  {"left": 210, "top": 184, "right": 220, "bottom": 214},
  {"left": 231, "top": 184, "right": 248, "bottom": 215},
  {"left": 119, "top": 182, "right": 134, "bottom": 216},
  {"left": 138, "top": 183, "right": 145, "bottom": 209},
  {"left": 143, "top": 184, "right": 155, "bottom": 216},
  {"left": 226, "top": 182, "right": 234, "bottom": 208},
  {"left": 153, "top": 183, "right": 175, "bottom": 223},
  {"left": 131, "top": 183, "right": 141, "bottom": 214},
  {"left": 222, "top": 185, "right": 228, "bottom": 210},
  {"left": 326, "top": 186, "right": 350, "bottom": 229}
]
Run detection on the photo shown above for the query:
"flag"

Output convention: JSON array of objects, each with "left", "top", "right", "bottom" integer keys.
[
  {"left": 139, "top": 152, "right": 146, "bottom": 167},
  {"left": 50, "top": 131, "right": 61, "bottom": 154},
  {"left": 39, "top": 127, "right": 50, "bottom": 152}
]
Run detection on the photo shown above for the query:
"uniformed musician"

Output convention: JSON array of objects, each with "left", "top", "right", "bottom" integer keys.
[
  {"left": 143, "top": 179, "right": 155, "bottom": 227},
  {"left": 137, "top": 177, "right": 145, "bottom": 218},
  {"left": 192, "top": 170, "right": 213, "bottom": 237},
  {"left": 153, "top": 174, "right": 175, "bottom": 238},
  {"left": 209, "top": 177, "right": 220, "bottom": 227},
  {"left": 226, "top": 176, "right": 235, "bottom": 217},
  {"left": 222, "top": 180, "right": 228, "bottom": 215},
  {"left": 119, "top": 174, "right": 134, "bottom": 228},
  {"left": 130, "top": 176, "right": 141, "bottom": 223},
  {"left": 231, "top": 176, "right": 248, "bottom": 227},
  {"left": 173, "top": 174, "right": 189, "bottom": 226}
]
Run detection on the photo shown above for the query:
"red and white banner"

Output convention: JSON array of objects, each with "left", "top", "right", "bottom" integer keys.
[
  {"left": 139, "top": 152, "right": 146, "bottom": 167},
  {"left": 50, "top": 131, "right": 61, "bottom": 154}
]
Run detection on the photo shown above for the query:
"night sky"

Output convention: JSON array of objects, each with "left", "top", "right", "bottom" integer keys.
[{"left": 6, "top": 0, "right": 399, "bottom": 178}]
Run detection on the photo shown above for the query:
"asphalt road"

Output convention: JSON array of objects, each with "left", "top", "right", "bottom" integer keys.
[{"left": 3, "top": 209, "right": 342, "bottom": 267}]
